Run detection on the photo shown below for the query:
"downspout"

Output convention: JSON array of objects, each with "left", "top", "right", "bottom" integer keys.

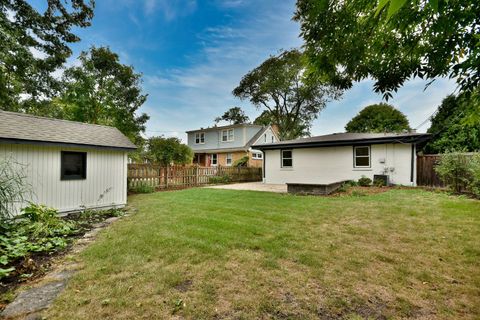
[
  {"left": 263, "top": 150, "right": 266, "bottom": 183},
  {"left": 410, "top": 143, "right": 415, "bottom": 186}
]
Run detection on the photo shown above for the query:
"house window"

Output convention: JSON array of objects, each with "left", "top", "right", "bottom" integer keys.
[
  {"left": 271, "top": 136, "right": 274, "bottom": 143},
  {"left": 281, "top": 150, "right": 293, "bottom": 168},
  {"left": 226, "top": 153, "right": 232, "bottom": 166},
  {"left": 354, "top": 146, "right": 370, "bottom": 168},
  {"left": 252, "top": 152, "right": 263, "bottom": 160},
  {"left": 264, "top": 134, "right": 267, "bottom": 143},
  {"left": 61, "top": 151, "right": 87, "bottom": 180},
  {"left": 195, "top": 132, "right": 205, "bottom": 144},
  {"left": 221, "top": 129, "right": 234, "bottom": 142},
  {"left": 211, "top": 153, "right": 218, "bottom": 166}
]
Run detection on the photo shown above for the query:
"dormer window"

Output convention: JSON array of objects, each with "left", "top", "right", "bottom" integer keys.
[
  {"left": 195, "top": 132, "right": 205, "bottom": 144},
  {"left": 221, "top": 129, "right": 234, "bottom": 142}
]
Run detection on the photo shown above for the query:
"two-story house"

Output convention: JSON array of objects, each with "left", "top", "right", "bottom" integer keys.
[{"left": 186, "top": 124, "right": 279, "bottom": 167}]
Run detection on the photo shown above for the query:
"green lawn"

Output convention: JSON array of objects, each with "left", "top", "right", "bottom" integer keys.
[{"left": 47, "top": 188, "right": 480, "bottom": 319}]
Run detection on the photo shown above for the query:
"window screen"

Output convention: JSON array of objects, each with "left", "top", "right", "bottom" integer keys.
[
  {"left": 281, "top": 150, "right": 293, "bottom": 168},
  {"left": 61, "top": 151, "right": 87, "bottom": 180},
  {"left": 354, "top": 146, "right": 370, "bottom": 167}
]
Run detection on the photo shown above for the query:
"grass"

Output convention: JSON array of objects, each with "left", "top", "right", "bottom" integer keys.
[{"left": 46, "top": 188, "right": 480, "bottom": 319}]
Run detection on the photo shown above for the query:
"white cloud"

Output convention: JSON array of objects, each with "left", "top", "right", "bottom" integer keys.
[{"left": 142, "top": 0, "right": 197, "bottom": 20}]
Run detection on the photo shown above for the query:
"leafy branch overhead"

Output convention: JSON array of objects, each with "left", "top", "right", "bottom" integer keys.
[
  {"left": 294, "top": 0, "right": 480, "bottom": 99},
  {"left": 233, "top": 49, "right": 342, "bottom": 140},
  {"left": 215, "top": 107, "right": 250, "bottom": 125}
]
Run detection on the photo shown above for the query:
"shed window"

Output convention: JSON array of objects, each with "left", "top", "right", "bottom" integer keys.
[
  {"left": 354, "top": 146, "right": 370, "bottom": 167},
  {"left": 281, "top": 150, "right": 293, "bottom": 168},
  {"left": 61, "top": 151, "right": 87, "bottom": 180}
]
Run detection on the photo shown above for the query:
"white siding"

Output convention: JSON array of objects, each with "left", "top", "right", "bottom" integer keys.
[
  {"left": 0, "top": 143, "right": 128, "bottom": 215},
  {"left": 264, "top": 143, "right": 415, "bottom": 186}
]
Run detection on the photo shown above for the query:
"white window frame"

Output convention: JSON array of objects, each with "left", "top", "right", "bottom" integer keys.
[
  {"left": 211, "top": 153, "right": 218, "bottom": 166},
  {"left": 353, "top": 146, "right": 371, "bottom": 168},
  {"left": 281, "top": 149, "right": 293, "bottom": 168},
  {"left": 226, "top": 153, "right": 232, "bottom": 166},
  {"left": 252, "top": 152, "right": 263, "bottom": 160},
  {"left": 195, "top": 132, "right": 205, "bottom": 144},
  {"left": 221, "top": 129, "right": 234, "bottom": 142}
]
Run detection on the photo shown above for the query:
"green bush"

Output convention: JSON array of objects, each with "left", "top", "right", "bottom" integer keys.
[
  {"left": 129, "top": 182, "right": 155, "bottom": 194},
  {"left": 435, "top": 151, "right": 472, "bottom": 193},
  {"left": 468, "top": 153, "right": 480, "bottom": 197},
  {"left": 233, "top": 156, "right": 249, "bottom": 167},
  {"left": 209, "top": 174, "right": 231, "bottom": 184},
  {"left": 357, "top": 176, "right": 372, "bottom": 187},
  {"left": 373, "top": 178, "right": 386, "bottom": 187}
]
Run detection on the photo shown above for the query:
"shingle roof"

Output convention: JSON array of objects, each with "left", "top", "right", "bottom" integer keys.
[
  {"left": 0, "top": 110, "right": 137, "bottom": 150},
  {"left": 254, "top": 132, "right": 431, "bottom": 150},
  {"left": 186, "top": 123, "right": 263, "bottom": 133}
]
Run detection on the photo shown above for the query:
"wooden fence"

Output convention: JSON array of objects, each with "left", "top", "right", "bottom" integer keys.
[
  {"left": 417, "top": 153, "right": 476, "bottom": 187},
  {"left": 127, "top": 164, "right": 262, "bottom": 190}
]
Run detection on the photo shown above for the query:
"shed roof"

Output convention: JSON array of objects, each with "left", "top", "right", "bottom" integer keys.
[
  {"left": 0, "top": 110, "right": 137, "bottom": 150},
  {"left": 254, "top": 132, "right": 430, "bottom": 150}
]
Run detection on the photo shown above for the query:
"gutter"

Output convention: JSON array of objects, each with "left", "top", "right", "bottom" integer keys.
[{"left": 0, "top": 138, "right": 137, "bottom": 151}]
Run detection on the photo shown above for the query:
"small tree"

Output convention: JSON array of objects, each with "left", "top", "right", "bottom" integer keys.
[
  {"left": 0, "top": 155, "right": 30, "bottom": 220},
  {"left": 345, "top": 103, "right": 411, "bottom": 133},
  {"left": 215, "top": 107, "right": 249, "bottom": 125},
  {"left": 146, "top": 136, "right": 193, "bottom": 166}
]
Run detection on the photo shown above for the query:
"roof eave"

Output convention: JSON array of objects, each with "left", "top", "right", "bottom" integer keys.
[
  {"left": 0, "top": 138, "right": 137, "bottom": 151},
  {"left": 253, "top": 134, "right": 431, "bottom": 150}
]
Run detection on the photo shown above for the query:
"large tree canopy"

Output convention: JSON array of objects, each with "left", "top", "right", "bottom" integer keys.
[
  {"left": 0, "top": 0, "right": 94, "bottom": 111},
  {"left": 294, "top": 0, "right": 480, "bottom": 98},
  {"left": 233, "top": 49, "right": 341, "bottom": 140},
  {"left": 57, "top": 46, "right": 149, "bottom": 143},
  {"left": 424, "top": 91, "right": 480, "bottom": 153},
  {"left": 215, "top": 107, "right": 250, "bottom": 125},
  {"left": 345, "top": 103, "right": 411, "bottom": 133},
  {"left": 146, "top": 136, "right": 193, "bottom": 166}
]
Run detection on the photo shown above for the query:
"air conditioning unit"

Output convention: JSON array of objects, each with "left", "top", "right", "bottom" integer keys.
[{"left": 373, "top": 174, "right": 389, "bottom": 186}]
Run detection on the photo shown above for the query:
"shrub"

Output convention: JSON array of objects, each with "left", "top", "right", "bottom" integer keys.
[
  {"left": 357, "top": 176, "right": 372, "bottom": 187},
  {"left": 373, "top": 178, "right": 386, "bottom": 187},
  {"left": 435, "top": 151, "right": 472, "bottom": 193},
  {"left": 129, "top": 182, "right": 155, "bottom": 194},
  {"left": 209, "top": 174, "right": 231, "bottom": 184},
  {"left": 0, "top": 155, "right": 30, "bottom": 221},
  {"left": 469, "top": 153, "right": 480, "bottom": 197},
  {"left": 233, "top": 156, "right": 249, "bottom": 167}
]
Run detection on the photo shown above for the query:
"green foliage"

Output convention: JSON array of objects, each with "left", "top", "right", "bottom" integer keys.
[
  {"left": 57, "top": 46, "right": 149, "bottom": 144},
  {"left": 425, "top": 92, "right": 480, "bottom": 153},
  {"left": 351, "top": 190, "right": 367, "bottom": 197},
  {"left": 294, "top": 0, "right": 480, "bottom": 98},
  {"left": 129, "top": 182, "right": 155, "bottom": 194},
  {"left": 209, "top": 175, "right": 231, "bottom": 184},
  {"left": 345, "top": 103, "right": 411, "bottom": 133},
  {"left": 435, "top": 151, "right": 477, "bottom": 194},
  {"left": 146, "top": 136, "right": 193, "bottom": 166},
  {"left": 0, "top": 0, "right": 94, "bottom": 111},
  {"left": 233, "top": 49, "right": 342, "bottom": 140},
  {"left": 215, "top": 107, "right": 250, "bottom": 125},
  {"left": 357, "top": 176, "right": 372, "bottom": 187},
  {"left": 470, "top": 154, "right": 480, "bottom": 197},
  {"left": 233, "top": 156, "right": 249, "bottom": 167},
  {"left": 0, "top": 155, "right": 30, "bottom": 221},
  {"left": 373, "top": 178, "right": 386, "bottom": 187}
]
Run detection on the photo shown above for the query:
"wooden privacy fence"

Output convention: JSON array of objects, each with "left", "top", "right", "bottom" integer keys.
[
  {"left": 417, "top": 153, "right": 475, "bottom": 187},
  {"left": 128, "top": 164, "right": 262, "bottom": 189}
]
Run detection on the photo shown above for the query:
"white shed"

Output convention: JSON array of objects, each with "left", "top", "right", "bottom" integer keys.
[
  {"left": 0, "top": 110, "right": 137, "bottom": 215},
  {"left": 254, "top": 132, "right": 431, "bottom": 186}
]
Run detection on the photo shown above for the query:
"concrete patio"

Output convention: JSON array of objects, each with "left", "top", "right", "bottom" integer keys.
[{"left": 206, "top": 182, "right": 287, "bottom": 193}]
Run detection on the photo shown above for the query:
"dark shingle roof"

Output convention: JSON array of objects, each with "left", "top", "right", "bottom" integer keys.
[
  {"left": 254, "top": 132, "right": 430, "bottom": 150},
  {"left": 0, "top": 110, "right": 137, "bottom": 150}
]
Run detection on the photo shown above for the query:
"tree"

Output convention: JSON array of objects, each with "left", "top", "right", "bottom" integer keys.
[
  {"left": 58, "top": 47, "right": 149, "bottom": 144},
  {"left": 0, "top": 0, "right": 94, "bottom": 111},
  {"left": 345, "top": 103, "right": 411, "bottom": 133},
  {"left": 424, "top": 92, "right": 480, "bottom": 154},
  {"left": 146, "top": 136, "right": 193, "bottom": 166},
  {"left": 215, "top": 107, "right": 249, "bottom": 125},
  {"left": 253, "top": 110, "right": 274, "bottom": 126},
  {"left": 233, "top": 49, "right": 341, "bottom": 140},
  {"left": 294, "top": 0, "right": 480, "bottom": 99}
]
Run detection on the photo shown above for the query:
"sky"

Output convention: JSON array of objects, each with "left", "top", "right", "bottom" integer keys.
[{"left": 41, "top": 0, "right": 457, "bottom": 140}]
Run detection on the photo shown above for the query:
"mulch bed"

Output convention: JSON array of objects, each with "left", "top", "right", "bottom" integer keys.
[{"left": 0, "top": 210, "right": 123, "bottom": 310}]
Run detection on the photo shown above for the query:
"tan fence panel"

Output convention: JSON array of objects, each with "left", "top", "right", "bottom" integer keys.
[{"left": 128, "top": 164, "right": 262, "bottom": 190}]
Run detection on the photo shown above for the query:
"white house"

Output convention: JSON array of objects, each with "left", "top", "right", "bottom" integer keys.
[
  {"left": 0, "top": 110, "right": 136, "bottom": 215},
  {"left": 253, "top": 132, "right": 431, "bottom": 186}
]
